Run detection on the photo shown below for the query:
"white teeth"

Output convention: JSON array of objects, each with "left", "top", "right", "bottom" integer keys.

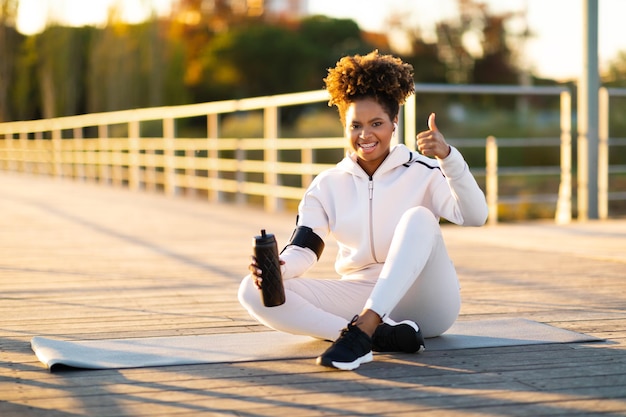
[{"left": 360, "top": 143, "right": 376, "bottom": 149}]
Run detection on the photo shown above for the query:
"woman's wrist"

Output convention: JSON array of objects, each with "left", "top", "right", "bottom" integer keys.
[{"left": 436, "top": 145, "right": 452, "bottom": 160}]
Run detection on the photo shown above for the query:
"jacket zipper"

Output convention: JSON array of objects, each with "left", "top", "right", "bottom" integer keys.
[{"left": 368, "top": 176, "right": 378, "bottom": 262}]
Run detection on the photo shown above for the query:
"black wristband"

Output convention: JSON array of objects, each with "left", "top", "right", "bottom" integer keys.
[{"left": 283, "top": 226, "right": 325, "bottom": 260}]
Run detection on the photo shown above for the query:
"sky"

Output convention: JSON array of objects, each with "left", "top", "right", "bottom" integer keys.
[{"left": 14, "top": 0, "right": 626, "bottom": 81}]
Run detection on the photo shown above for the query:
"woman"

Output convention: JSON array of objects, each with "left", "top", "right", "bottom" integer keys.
[{"left": 238, "top": 50, "right": 488, "bottom": 370}]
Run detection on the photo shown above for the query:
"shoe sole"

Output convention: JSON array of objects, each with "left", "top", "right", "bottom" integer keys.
[{"left": 316, "top": 351, "right": 373, "bottom": 371}]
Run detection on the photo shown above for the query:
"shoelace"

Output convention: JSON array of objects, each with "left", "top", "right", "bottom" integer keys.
[
  {"left": 337, "top": 324, "right": 359, "bottom": 342},
  {"left": 336, "top": 323, "right": 369, "bottom": 351}
]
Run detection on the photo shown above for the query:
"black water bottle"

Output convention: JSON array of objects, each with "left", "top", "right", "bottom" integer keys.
[{"left": 253, "top": 229, "right": 285, "bottom": 307}]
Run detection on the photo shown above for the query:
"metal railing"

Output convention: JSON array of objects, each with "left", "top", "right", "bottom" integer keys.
[
  {"left": 599, "top": 87, "right": 626, "bottom": 219},
  {"left": 404, "top": 84, "right": 573, "bottom": 224},
  {"left": 0, "top": 90, "right": 335, "bottom": 213},
  {"left": 2, "top": 84, "right": 622, "bottom": 223}
]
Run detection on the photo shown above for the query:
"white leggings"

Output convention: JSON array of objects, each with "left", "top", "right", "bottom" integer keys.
[{"left": 238, "top": 206, "right": 461, "bottom": 340}]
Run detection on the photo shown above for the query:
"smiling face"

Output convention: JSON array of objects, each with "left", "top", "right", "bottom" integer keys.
[{"left": 344, "top": 98, "right": 397, "bottom": 177}]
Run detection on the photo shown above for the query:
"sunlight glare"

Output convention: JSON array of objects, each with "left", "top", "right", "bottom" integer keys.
[{"left": 16, "top": 0, "right": 172, "bottom": 34}]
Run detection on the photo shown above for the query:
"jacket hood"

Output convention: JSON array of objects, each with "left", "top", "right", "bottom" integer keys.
[{"left": 337, "top": 144, "right": 418, "bottom": 178}]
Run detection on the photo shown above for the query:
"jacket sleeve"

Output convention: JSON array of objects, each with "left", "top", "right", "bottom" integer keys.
[
  {"left": 279, "top": 177, "right": 331, "bottom": 279},
  {"left": 435, "top": 146, "right": 488, "bottom": 226},
  {"left": 279, "top": 245, "right": 317, "bottom": 280}
]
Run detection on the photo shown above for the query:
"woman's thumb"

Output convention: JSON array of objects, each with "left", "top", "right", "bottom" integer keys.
[{"left": 428, "top": 113, "right": 438, "bottom": 131}]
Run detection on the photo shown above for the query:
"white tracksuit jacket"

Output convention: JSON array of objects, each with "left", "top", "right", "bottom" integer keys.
[{"left": 279, "top": 143, "right": 488, "bottom": 281}]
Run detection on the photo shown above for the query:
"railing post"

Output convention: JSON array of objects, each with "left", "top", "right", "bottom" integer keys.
[
  {"left": 0, "top": 134, "right": 6, "bottom": 170},
  {"left": 577, "top": 0, "right": 600, "bottom": 220},
  {"left": 264, "top": 105, "right": 281, "bottom": 212},
  {"left": 73, "top": 127, "right": 85, "bottom": 181},
  {"left": 128, "top": 120, "right": 140, "bottom": 191},
  {"left": 302, "top": 146, "right": 313, "bottom": 189},
  {"left": 235, "top": 140, "right": 246, "bottom": 205},
  {"left": 404, "top": 93, "right": 416, "bottom": 148},
  {"left": 34, "top": 131, "right": 44, "bottom": 175},
  {"left": 186, "top": 145, "right": 197, "bottom": 198},
  {"left": 16, "top": 133, "right": 23, "bottom": 172},
  {"left": 19, "top": 131, "right": 28, "bottom": 173},
  {"left": 6, "top": 133, "right": 16, "bottom": 172},
  {"left": 486, "top": 135, "right": 498, "bottom": 225},
  {"left": 207, "top": 113, "right": 221, "bottom": 203},
  {"left": 598, "top": 86, "right": 609, "bottom": 220},
  {"left": 555, "top": 91, "right": 573, "bottom": 224},
  {"left": 98, "top": 125, "right": 110, "bottom": 185},
  {"left": 52, "top": 128, "right": 62, "bottom": 178},
  {"left": 112, "top": 128, "right": 124, "bottom": 187},
  {"left": 163, "top": 117, "right": 176, "bottom": 197}
]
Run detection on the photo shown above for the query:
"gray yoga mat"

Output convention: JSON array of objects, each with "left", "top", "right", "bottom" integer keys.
[{"left": 31, "top": 318, "right": 602, "bottom": 371}]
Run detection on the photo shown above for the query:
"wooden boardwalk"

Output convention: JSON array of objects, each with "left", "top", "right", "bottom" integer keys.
[{"left": 1, "top": 172, "right": 625, "bottom": 417}]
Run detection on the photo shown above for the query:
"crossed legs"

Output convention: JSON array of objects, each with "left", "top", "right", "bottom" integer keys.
[{"left": 238, "top": 206, "right": 460, "bottom": 340}]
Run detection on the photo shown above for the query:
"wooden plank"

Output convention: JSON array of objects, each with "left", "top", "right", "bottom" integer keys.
[{"left": 1, "top": 172, "right": 626, "bottom": 416}]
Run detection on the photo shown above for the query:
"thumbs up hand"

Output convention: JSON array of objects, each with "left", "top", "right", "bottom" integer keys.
[{"left": 416, "top": 113, "right": 451, "bottom": 159}]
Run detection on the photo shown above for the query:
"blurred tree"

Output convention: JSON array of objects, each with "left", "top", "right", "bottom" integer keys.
[
  {"left": 397, "top": 31, "right": 447, "bottom": 83},
  {"left": 298, "top": 15, "right": 375, "bottom": 88},
  {"left": 12, "top": 36, "right": 40, "bottom": 120},
  {"left": 88, "top": 20, "right": 136, "bottom": 113},
  {"left": 198, "top": 16, "right": 374, "bottom": 101},
  {"left": 299, "top": 15, "right": 369, "bottom": 59},
  {"left": 434, "top": 0, "right": 519, "bottom": 84},
  {"left": 88, "top": 14, "right": 188, "bottom": 113},
  {"left": 3, "top": 0, "right": 536, "bottom": 122},
  {"left": 36, "top": 26, "right": 91, "bottom": 118},
  {"left": 383, "top": 11, "right": 446, "bottom": 83},
  {"left": 169, "top": 0, "right": 254, "bottom": 91},
  {"left": 472, "top": 13, "right": 519, "bottom": 84},
  {"left": 200, "top": 23, "right": 316, "bottom": 99},
  {"left": 0, "top": 0, "right": 19, "bottom": 122},
  {"left": 435, "top": 21, "right": 474, "bottom": 84}
]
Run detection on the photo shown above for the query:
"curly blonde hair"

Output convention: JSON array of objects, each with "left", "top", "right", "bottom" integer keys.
[{"left": 324, "top": 50, "right": 415, "bottom": 125}]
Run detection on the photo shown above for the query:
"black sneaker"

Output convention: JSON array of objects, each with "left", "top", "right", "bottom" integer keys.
[
  {"left": 371, "top": 318, "right": 426, "bottom": 353},
  {"left": 316, "top": 316, "right": 373, "bottom": 370}
]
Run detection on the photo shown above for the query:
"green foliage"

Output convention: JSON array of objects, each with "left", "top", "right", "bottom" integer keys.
[
  {"left": 2, "top": 4, "right": 574, "bottom": 123},
  {"left": 299, "top": 15, "right": 371, "bottom": 62},
  {"left": 200, "top": 24, "right": 317, "bottom": 99},
  {"left": 87, "top": 21, "right": 188, "bottom": 113},
  {"left": 5, "top": 19, "right": 191, "bottom": 120},
  {"left": 37, "top": 25, "right": 92, "bottom": 118},
  {"left": 401, "top": 40, "right": 447, "bottom": 83},
  {"left": 197, "top": 16, "right": 374, "bottom": 102},
  {"left": 12, "top": 35, "right": 39, "bottom": 120},
  {"left": 0, "top": 0, "right": 20, "bottom": 122}
]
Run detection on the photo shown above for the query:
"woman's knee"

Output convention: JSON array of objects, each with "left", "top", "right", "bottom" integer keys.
[
  {"left": 400, "top": 206, "right": 439, "bottom": 232},
  {"left": 238, "top": 274, "right": 261, "bottom": 312},
  {"left": 404, "top": 206, "right": 437, "bottom": 222}
]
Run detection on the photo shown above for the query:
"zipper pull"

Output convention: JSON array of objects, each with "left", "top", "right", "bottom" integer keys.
[{"left": 368, "top": 177, "right": 373, "bottom": 200}]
